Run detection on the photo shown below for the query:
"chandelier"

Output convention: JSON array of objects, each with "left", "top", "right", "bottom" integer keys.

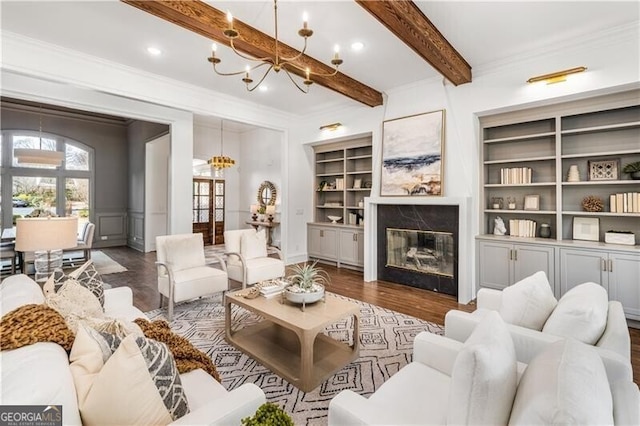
[
  {"left": 207, "top": 0, "right": 343, "bottom": 93},
  {"left": 208, "top": 120, "right": 235, "bottom": 170}
]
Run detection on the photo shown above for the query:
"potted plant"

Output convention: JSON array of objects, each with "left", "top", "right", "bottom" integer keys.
[
  {"left": 622, "top": 161, "right": 640, "bottom": 180},
  {"left": 241, "top": 402, "right": 293, "bottom": 426},
  {"left": 284, "top": 261, "right": 329, "bottom": 309},
  {"left": 257, "top": 205, "right": 266, "bottom": 221}
]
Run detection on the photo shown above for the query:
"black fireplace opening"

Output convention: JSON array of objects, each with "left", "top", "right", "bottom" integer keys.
[{"left": 377, "top": 204, "right": 458, "bottom": 297}]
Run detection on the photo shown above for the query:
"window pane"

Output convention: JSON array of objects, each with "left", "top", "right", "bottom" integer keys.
[
  {"left": 215, "top": 210, "right": 223, "bottom": 221},
  {"left": 215, "top": 182, "right": 224, "bottom": 195},
  {"left": 199, "top": 210, "right": 209, "bottom": 222},
  {"left": 12, "top": 176, "right": 57, "bottom": 218},
  {"left": 12, "top": 135, "right": 58, "bottom": 169},
  {"left": 65, "top": 144, "right": 89, "bottom": 171},
  {"left": 66, "top": 178, "right": 89, "bottom": 232}
]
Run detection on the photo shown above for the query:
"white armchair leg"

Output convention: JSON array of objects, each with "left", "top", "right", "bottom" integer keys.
[{"left": 168, "top": 294, "right": 174, "bottom": 321}]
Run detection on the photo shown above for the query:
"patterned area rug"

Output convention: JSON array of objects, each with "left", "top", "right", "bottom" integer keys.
[{"left": 147, "top": 293, "right": 443, "bottom": 425}]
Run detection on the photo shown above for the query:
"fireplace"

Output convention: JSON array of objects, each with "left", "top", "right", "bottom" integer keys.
[{"left": 377, "top": 204, "right": 458, "bottom": 296}]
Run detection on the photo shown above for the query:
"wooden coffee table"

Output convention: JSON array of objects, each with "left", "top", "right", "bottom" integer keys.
[{"left": 225, "top": 291, "right": 360, "bottom": 392}]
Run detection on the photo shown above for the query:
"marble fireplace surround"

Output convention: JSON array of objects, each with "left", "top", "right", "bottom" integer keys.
[{"left": 364, "top": 196, "right": 473, "bottom": 304}]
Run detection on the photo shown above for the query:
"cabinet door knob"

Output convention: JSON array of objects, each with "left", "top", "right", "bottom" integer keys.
[
  {"left": 608, "top": 259, "right": 613, "bottom": 272},
  {"left": 513, "top": 249, "right": 518, "bottom": 261},
  {"left": 320, "top": 230, "right": 324, "bottom": 237},
  {"left": 601, "top": 258, "right": 607, "bottom": 272},
  {"left": 353, "top": 233, "right": 357, "bottom": 242}
]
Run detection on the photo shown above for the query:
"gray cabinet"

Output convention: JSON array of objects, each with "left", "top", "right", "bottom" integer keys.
[
  {"left": 308, "top": 224, "right": 338, "bottom": 261},
  {"left": 339, "top": 229, "right": 364, "bottom": 267},
  {"left": 478, "top": 239, "right": 555, "bottom": 293},
  {"left": 560, "top": 247, "right": 640, "bottom": 320}
]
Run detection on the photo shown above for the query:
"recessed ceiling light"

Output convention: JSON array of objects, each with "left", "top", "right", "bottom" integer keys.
[
  {"left": 147, "top": 46, "right": 162, "bottom": 56},
  {"left": 259, "top": 85, "right": 268, "bottom": 92},
  {"left": 351, "top": 42, "right": 364, "bottom": 52}
]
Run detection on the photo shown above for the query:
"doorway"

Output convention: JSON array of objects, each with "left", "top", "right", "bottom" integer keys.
[{"left": 193, "top": 178, "right": 225, "bottom": 245}]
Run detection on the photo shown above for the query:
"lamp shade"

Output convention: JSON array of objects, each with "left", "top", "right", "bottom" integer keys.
[
  {"left": 14, "top": 149, "right": 64, "bottom": 166},
  {"left": 15, "top": 217, "right": 78, "bottom": 252}
]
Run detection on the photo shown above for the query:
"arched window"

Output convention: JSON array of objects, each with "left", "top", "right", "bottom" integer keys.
[{"left": 0, "top": 131, "right": 94, "bottom": 232}]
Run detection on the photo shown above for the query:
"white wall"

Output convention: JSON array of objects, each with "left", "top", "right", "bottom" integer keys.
[
  {"left": 193, "top": 121, "right": 242, "bottom": 231},
  {"left": 239, "top": 128, "right": 285, "bottom": 248},
  {"left": 289, "top": 23, "right": 640, "bottom": 294}
]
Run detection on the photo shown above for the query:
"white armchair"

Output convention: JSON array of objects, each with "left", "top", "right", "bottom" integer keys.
[
  {"left": 330, "top": 311, "right": 639, "bottom": 425},
  {"left": 156, "top": 233, "right": 229, "bottom": 320},
  {"left": 445, "top": 282, "right": 633, "bottom": 381},
  {"left": 223, "top": 229, "right": 285, "bottom": 289}
]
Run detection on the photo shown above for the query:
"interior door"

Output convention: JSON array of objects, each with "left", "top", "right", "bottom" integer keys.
[
  {"left": 214, "top": 180, "right": 225, "bottom": 245},
  {"left": 192, "top": 179, "right": 213, "bottom": 245}
]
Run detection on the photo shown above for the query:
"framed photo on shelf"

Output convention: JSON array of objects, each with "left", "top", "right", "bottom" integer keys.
[
  {"left": 381, "top": 109, "right": 445, "bottom": 196},
  {"left": 572, "top": 217, "right": 600, "bottom": 242},
  {"left": 588, "top": 159, "right": 619, "bottom": 181},
  {"left": 353, "top": 178, "right": 362, "bottom": 189},
  {"left": 524, "top": 195, "right": 540, "bottom": 211}
]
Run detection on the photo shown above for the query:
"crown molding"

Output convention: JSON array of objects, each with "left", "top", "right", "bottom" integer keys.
[{"left": 1, "top": 31, "right": 296, "bottom": 129}]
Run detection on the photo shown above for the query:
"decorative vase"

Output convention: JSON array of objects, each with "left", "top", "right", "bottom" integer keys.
[
  {"left": 539, "top": 223, "right": 551, "bottom": 238},
  {"left": 567, "top": 165, "right": 580, "bottom": 182},
  {"left": 284, "top": 283, "right": 325, "bottom": 311}
]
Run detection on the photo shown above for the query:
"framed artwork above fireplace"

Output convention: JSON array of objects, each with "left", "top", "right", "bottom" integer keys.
[{"left": 381, "top": 109, "right": 445, "bottom": 196}]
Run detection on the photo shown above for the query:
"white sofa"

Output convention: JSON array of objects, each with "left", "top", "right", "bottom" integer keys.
[
  {"left": 329, "top": 312, "right": 639, "bottom": 425},
  {"left": 0, "top": 274, "right": 265, "bottom": 425},
  {"left": 445, "top": 286, "right": 633, "bottom": 381}
]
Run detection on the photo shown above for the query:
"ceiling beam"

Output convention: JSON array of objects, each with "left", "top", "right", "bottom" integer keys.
[
  {"left": 121, "top": 0, "right": 383, "bottom": 107},
  {"left": 356, "top": 0, "right": 472, "bottom": 86}
]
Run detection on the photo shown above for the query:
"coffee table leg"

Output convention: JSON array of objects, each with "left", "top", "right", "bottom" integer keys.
[
  {"left": 299, "top": 329, "right": 316, "bottom": 390},
  {"left": 225, "top": 297, "right": 233, "bottom": 340}
]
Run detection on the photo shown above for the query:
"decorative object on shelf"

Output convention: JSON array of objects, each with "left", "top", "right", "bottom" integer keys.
[
  {"left": 582, "top": 195, "right": 604, "bottom": 212},
  {"left": 316, "top": 181, "right": 327, "bottom": 191},
  {"left": 588, "top": 159, "right": 619, "bottom": 181},
  {"left": 539, "top": 223, "right": 551, "bottom": 238},
  {"left": 207, "top": 0, "right": 343, "bottom": 93},
  {"left": 567, "top": 164, "right": 580, "bottom": 182},
  {"left": 208, "top": 120, "right": 235, "bottom": 172},
  {"left": 604, "top": 231, "right": 636, "bottom": 246},
  {"left": 327, "top": 215, "right": 342, "bottom": 224},
  {"left": 283, "top": 261, "right": 328, "bottom": 311},
  {"left": 348, "top": 212, "right": 357, "bottom": 225},
  {"left": 358, "top": 200, "right": 364, "bottom": 208},
  {"left": 266, "top": 205, "right": 276, "bottom": 222},
  {"left": 622, "top": 161, "right": 640, "bottom": 180},
  {"left": 381, "top": 110, "right": 445, "bottom": 196},
  {"left": 353, "top": 178, "right": 362, "bottom": 189},
  {"left": 507, "top": 197, "right": 517, "bottom": 210},
  {"left": 250, "top": 204, "right": 259, "bottom": 221},
  {"left": 609, "top": 192, "right": 639, "bottom": 213},
  {"left": 572, "top": 217, "right": 600, "bottom": 242},
  {"left": 524, "top": 195, "right": 540, "bottom": 211},
  {"left": 491, "top": 197, "right": 504, "bottom": 210},
  {"left": 363, "top": 181, "right": 372, "bottom": 189},
  {"left": 257, "top": 181, "right": 277, "bottom": 207},
  {"left": 493, "top": 216, "right": 507, "bottom": 236}
]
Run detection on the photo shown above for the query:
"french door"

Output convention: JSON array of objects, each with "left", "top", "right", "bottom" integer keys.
[{"left": 192, "top": 178, "right": 225, "bottom": 245}]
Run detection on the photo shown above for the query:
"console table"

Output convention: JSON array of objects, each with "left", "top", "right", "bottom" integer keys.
[{"left": 245, "top": 220, "right": 279, "bottom": 246}]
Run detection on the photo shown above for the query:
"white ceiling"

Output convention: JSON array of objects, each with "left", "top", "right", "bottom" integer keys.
[{"left": 1, "top": 1, "right": 638, "bottom": 117}]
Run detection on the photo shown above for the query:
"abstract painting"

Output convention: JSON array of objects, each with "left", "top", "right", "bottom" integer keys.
[{"left": 381, "top": 110, "right": 445, "bottom": 196}]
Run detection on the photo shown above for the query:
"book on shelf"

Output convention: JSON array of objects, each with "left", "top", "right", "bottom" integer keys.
[
  {"left": 609, "top": 192, "right": 639, "bottom": 213},
  {"left": 500, "top": 167, "right": 532, "bottom": 184},
  {"left": 508, "top": 219, "right": 537, "bottom": 238}
]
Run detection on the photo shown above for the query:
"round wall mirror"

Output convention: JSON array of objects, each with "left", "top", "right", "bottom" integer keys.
[{"left": 257, "top": 181, "right": 277, "bottom": 207}]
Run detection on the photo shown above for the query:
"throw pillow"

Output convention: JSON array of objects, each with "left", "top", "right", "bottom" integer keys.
[
  {"left": 134, "top": 318, "right": 220, "bottom": 382},
  {"left": 499, "top": 271, "right": 557, "bottom": 331},
  {"left": 447, "top": 311, "right": 517, "bottom": 425},
  {"left": 70, "top": 325, "right": 190, "bottom": 425},
  {"left": 509, "top": 339, "right": 613, "bottom": 425},
  {"left": 241, "top": 229, "right": 268, "bottom": 260},
  {"left": 542, "top": 282, "right": 609, "bottom": 345},
  {"left": 164, "top": 234, "right": 206, "bottom": 271},
  {"left": 0, "top": 303, "right": 74, "bottom": 351},
  {"left": 43, "top": 260, "right": 105, "bottom": 307},
  {"left": 46, "top": 278, "right": 105, "bottom": 333}
]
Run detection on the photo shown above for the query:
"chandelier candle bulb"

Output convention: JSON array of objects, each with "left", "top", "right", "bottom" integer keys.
[
  {"left": 302, "top": 12, "right": 308, "bottom": 29},
  {"left": 226, "top": 11, "right": 233, "bottom": 27}
]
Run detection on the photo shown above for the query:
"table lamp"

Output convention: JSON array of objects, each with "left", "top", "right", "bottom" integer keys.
[
  {"left": 266, "top": 205, "right": 276, "bottom": 222},
  {"left": 15, "top": 217, "right": 78, "bottom": 281}
]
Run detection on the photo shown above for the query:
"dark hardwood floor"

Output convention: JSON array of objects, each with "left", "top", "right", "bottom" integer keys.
[{"left": 99, "top": 246, "right": 640, "bottom": 385}]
